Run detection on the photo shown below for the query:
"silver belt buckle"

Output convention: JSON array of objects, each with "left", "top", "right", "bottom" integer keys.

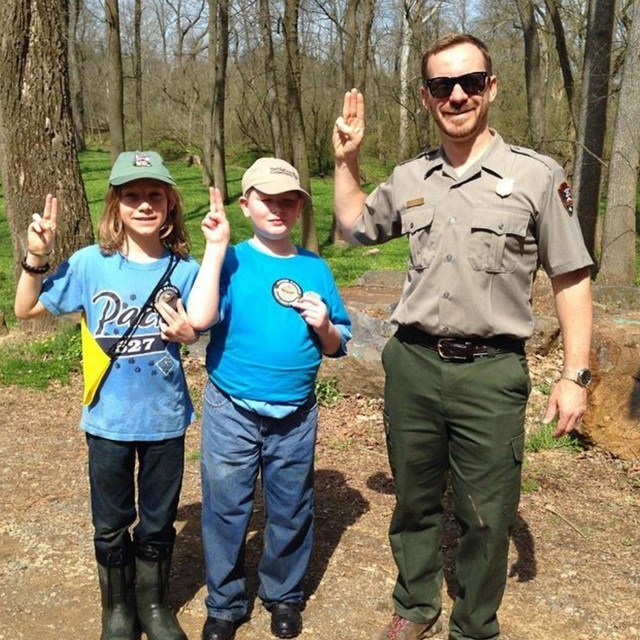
[{"left": 437, "top": 338, "right": 473, "bottom": 362}]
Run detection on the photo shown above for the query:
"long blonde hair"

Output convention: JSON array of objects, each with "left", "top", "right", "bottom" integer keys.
[{"left": 98, "top": 183, "right": 191, "bottom": 258}]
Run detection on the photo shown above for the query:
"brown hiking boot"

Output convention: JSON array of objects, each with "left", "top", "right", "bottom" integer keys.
[{"left": 378, "top": 613, "right": 442, "bottom": 640}]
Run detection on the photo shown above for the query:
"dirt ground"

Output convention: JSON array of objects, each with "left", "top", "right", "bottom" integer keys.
[{"left": 0, "top": 348, "right": 639, "bottom": 640}]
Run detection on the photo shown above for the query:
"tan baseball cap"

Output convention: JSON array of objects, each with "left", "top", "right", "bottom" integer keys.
[{"left": 241, "top": 157, "right": 310, "bottom": 203}]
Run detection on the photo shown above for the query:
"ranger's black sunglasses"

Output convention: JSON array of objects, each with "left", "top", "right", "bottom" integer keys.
[{"left": 425, "top": 71, "right": 489, "bottom": 99}]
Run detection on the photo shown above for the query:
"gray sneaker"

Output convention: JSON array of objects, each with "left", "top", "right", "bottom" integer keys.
[{"left": 378, "top": 613, "right": 443, "bottom": 640}]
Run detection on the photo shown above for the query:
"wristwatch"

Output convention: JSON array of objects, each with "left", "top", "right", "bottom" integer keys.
[{"left": 561, "top": 368, "right": 592, "bottom": 387}]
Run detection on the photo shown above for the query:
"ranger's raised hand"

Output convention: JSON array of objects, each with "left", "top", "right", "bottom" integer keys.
[{"left": 333, "top": 88, "right": 365, "bottom": 161}]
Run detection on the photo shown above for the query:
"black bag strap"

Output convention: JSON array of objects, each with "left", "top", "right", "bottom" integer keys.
[{"left": 107, "top": 253, "right": 179, "bottom": 358}]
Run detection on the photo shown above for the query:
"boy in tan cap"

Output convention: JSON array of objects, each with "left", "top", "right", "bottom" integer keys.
[{"left": 188, "top": 158, "right": 352, "bottom": 640}]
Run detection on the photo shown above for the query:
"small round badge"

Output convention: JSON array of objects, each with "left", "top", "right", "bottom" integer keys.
[
  {"left": 155, "top": 285, "right": 180, "bottom": 310},
  {"left": 272, "top": 278, "right": 303, "bottom": 307}
]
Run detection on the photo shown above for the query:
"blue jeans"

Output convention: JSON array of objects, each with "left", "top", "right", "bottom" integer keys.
[
  {"left": 87, "top": 434, "right": 185, "bottom": 565},
  {"left": 200, "top": 381, "right": 318, "bottom": 621}
]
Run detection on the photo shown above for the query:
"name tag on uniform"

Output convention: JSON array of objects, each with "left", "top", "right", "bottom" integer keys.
[{"left": 406, "top": 198, "right": 425, "bottom": 208}]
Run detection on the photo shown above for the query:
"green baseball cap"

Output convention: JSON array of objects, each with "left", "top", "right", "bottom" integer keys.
[{"left": 109, "top": 151, "right": 176, "bottom": 186}]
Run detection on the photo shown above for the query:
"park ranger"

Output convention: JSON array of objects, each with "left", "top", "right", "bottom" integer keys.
[{"left": 332, "top": 33, "right": 593, "bottom": 640}]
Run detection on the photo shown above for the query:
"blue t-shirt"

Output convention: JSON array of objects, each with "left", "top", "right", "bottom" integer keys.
[
  {"left": 40, "top": 245, "right": 199, "bottom": 441},
  {"left": 206, "top": 241, "right": 351, "bottom": 405}
]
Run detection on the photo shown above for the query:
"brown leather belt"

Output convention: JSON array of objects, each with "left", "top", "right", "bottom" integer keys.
[{"left": 396, "top": 325, "right": 525, "bottom": 362}]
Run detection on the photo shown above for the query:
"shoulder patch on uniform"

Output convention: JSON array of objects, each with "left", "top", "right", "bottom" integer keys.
[{"left": 557, "top": 181, "right": 574, "bottom": 216}]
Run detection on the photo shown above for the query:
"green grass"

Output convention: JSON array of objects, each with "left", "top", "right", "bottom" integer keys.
[
  {"left": 525, "top": 421, "right": 583, "bottom": 453},
  {"left": 315, "top": 376, "right": 342, "bottom": 407},
  {"left": 0, "top": 324, "right": 82, "bottom": 389}
]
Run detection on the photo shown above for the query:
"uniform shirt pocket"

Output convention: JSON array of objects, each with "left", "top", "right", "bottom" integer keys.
[
  {"left": 468, "top": 208, "right": 529, "bottom": 274},
  {"left": 401, "top": 205, "right": 436, "bottom": 270}
]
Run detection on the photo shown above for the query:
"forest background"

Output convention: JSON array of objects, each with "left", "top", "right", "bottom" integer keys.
[{"left": 0, "top": 0, "right": 639, "bottom": 335}]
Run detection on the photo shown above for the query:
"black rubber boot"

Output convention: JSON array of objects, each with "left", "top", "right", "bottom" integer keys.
[
  {"left": 97, "top": 555, "right": 140, "bottom": 640},
  {"left": 135, "top": 544, "right": 188, "bottom": 640}
]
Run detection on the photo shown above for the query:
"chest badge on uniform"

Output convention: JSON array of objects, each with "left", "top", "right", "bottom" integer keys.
[
  {"left": 272, "top": 278, "right": 303, "bottom": 307},
  {"left": 495, "top": 177, "right": 514, "bottom": 198},
  {"left": 558, "top": 181, "right": 574, "bottom": 216}
]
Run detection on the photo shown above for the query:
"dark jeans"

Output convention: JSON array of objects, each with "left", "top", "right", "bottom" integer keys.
[{"left": 86, "top": 434, "right": 185, "bottom": 566}]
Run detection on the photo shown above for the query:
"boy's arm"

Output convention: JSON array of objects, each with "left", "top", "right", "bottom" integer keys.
[
  {"left": 14, "top": 195, "right": 58, "bottom": 320},
  {"left": 186, "top": 187, "right": 230, "bottom": 331}
]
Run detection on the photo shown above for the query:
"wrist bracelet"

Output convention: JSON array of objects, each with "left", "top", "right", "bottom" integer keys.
[
  {"left": 28, "top": 249, "right": 52, "bottom": 258},
  {"left": 21, "top": 256, "right": 50, "bottom": 274}
]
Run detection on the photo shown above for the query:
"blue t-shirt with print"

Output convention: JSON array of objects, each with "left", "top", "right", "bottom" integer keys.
[
  {"left": 206, "top": 240, "right": 351, "bottom": 405},
  {"left": 40, "top": 245, "right": 199, "bottom": 442}
]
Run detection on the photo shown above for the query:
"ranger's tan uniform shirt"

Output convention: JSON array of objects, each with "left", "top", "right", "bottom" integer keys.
[{"left": 350, "top": 132, "right": 593, "bottom": 339}]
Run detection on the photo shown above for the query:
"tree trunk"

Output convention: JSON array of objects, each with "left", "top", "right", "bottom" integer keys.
[
  {"left": 355, "top": 0, "right": 375, "bottom": 94},
  {"left": 105, "top": 0, "right": 125, "bottom": 160},
  {"left": 572, "top": 0, "right": 615, "bottom": 259},
  {"left": 134, "top": 0, "right": 143, "bottom": 149},
  {"left": 398, "top": 0, "right": 415, "bottom": 161},
  {"left": 213, "top": 0, "right": 229, "bottom": 202},
  {"left": 65, "top": 0, "right": 86, "bottom": 151},
  {"left": 283, "top": 0, "right": 318, "bottom": 253},
  {"left": 0, "top": 0, "right": 94, "bottom": 330},
  {"left": 259, "top": 0, "right": 285, "bottom": 158},
  {"left": 597, "top": 0, "right": 640, "bottom": 286},
  {"left": 203, "top": 0, "right": 229, "bottom": 202},
  {"left": 343, "top": 0, "right": 359, "bottom": 90},
  {"left": 515, "top": 0, "right": 546, "bottom": 148},
  {"left": 544, "top": 0, "right": 576, "bottom": 130}
]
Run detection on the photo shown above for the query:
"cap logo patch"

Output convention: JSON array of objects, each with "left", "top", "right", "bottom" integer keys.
[
  {"left": 134, "top": 153, "right": 152, "bottom": 167},
  {"left": 272, "top": 278, "right": 302, "bottom": 307},
  {"left": 270, "top": 166, "right": 298, "bottom": 180},
  {"left": 558, "top": 181, "right": 574, "bottom": 216}
]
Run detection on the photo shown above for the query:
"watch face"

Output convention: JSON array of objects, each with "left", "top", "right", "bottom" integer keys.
[{"left": 577, "top": 369, "right": 592, "bottom": 386}]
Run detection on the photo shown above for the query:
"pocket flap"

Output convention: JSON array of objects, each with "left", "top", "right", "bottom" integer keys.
[
  {"left": 401, "top": 205, "right": 435, "bottom": 234},
  {"left": 470, "top": 209, "right": 528, "bottom": 237}
]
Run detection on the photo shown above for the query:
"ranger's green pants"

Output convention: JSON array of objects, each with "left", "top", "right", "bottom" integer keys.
[{"left": 381, "top": 332, "right": 530, "bottom": 640}]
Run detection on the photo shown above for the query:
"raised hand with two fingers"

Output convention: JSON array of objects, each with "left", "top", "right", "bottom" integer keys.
[
  {"left": 201, "top": 186, "right": 231, "bottom": 248},
  {"left": 27, "top": 193, "right": 58, "bottom": 260}
]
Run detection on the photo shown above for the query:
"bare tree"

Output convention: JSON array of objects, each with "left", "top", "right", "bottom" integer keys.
[
  {"left": 597, "top": 0, "right": 640, "bottom": 285},
  {"left": 0, "top": 0, "right": 94, "bottom": 328},
  {"left": 515, "top": 0, "right": 546, "bottom": 148},
  {"left": 572, "top": 0, "right": 616, "bottom": 258},
  {"left": 343, "top": 0, "right": 359, "bottom": 89},
  {"left": 355, "top": 0, "right": 376, "bottom": 94},
  {"left": 203, "top": 0, "right": 229, "bottom": 200},
  {"left": 544, "top": 0, "right": 576, "bottom": 129},
  {"left": 134, "top": 0, "right": 143, "bottom": 148},
  {"left": 64, "top": 0, "right": 86, "bottom": 151},
  {"left": 283, "top": 0, "right": 318, "bottom": 252},
  {"left": 260, "top": 0, "right": 286, "bottom": 158},
  {"left": 105, "top": 0, "right": 125, "bottom": 158}
]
